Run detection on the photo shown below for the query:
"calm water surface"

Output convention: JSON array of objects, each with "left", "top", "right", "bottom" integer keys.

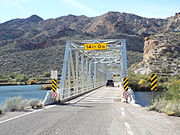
[
  {"left": 0, "top": 85, "right": 48, "bottom": 106},
  {"left": 134, "top": 91, "right": 162, "bottom": 107}
]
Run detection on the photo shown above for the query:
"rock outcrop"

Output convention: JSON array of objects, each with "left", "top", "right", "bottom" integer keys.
[{"left": 131, "top": 32, "right": 180, "bottom": 75}]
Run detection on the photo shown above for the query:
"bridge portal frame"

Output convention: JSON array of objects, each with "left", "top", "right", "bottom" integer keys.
[{"left": 59, "top": 39, "right": 128, "bottom": 101}]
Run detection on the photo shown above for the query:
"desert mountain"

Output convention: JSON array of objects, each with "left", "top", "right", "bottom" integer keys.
[{"left": 0, "top": 12, "right": 179, "bottom": 75}]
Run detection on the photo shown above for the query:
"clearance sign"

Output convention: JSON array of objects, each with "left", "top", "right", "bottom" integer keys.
[{"left": 84, "top": 43, "right": 107, "bottom": 50}]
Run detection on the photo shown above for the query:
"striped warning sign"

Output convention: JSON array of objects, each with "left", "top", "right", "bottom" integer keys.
[
  {"left": 52, "top": 79, "right": 57, "bottom": 92},
  {"left": 123, "top": 77, "right": 128, "bottom": 91},
  {"left": 151, "top": 74, "right": 157, "bottom": 91}
]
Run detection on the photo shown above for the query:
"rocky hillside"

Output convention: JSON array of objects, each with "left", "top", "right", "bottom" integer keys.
[
  {"left": 130, "top": 32, "right": 180, "bottom": 75},
  {"left": 0, "top": 12, "right": 179, "bottom": 75}
]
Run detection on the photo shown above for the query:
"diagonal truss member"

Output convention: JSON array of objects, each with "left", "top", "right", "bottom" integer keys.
[{"left": 59, "top": 39, "right": 128, "bottom": 100}]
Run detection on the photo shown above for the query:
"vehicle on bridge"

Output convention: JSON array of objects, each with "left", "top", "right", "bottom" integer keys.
[{"left": 106, "top": 80, "right": 114, "bottom": 87}]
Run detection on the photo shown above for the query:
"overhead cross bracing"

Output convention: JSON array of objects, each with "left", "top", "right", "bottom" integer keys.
[{"left": 59, "top": 39, "right": 128, "bottom": 100}]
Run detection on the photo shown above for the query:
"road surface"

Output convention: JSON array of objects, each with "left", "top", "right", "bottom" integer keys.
[{"left": 0, "top": 84, "right": 180, "bottom": 135}]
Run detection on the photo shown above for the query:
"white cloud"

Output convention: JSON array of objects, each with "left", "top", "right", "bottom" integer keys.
[{"left": 63, "top": 0, "right": 98, "bottom": 15}]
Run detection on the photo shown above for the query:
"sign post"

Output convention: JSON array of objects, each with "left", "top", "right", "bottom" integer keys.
[
  {"left": 123, "top": 77, "right": 128, "bottom": 91},
  {"left": 151, "top": 73, "right": 157, "bottom": 91},
  {"left": 51, "top": 71, "right": 58, "bottom": 98},
  {"left": 150, "top": 73, "right": 158, "bottom": 102},
  {"left": 123, "top": 77, "right": 129, "bottom": 102}
]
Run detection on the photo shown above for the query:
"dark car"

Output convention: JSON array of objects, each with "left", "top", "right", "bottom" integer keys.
[{"left": 106, "top": 80, "right": 114, "bottom": 87}]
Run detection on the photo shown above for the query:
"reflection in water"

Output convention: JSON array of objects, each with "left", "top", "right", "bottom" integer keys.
[{"left": 133, "top": 91, "right": 162, "bottom": 107}]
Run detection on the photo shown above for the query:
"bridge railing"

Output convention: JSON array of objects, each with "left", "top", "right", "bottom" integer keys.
[{"left": 60, "top": 81, "right": 106, "bottom": 101}]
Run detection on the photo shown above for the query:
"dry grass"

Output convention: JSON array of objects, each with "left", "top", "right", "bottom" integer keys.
[
  {"left": 2, "top": 97, "right": 27, "bottom": 112},
  {"left": 41, "top": 84, "right": 52, "bottom": 90},
  {"left": 148, "top": 78, "right": 180, "bottom": 116},
  {"left": 1, "top": 97, "right": 43, "bottom": 113},
  {"left": 28, "top": 99, "right": 42, "bottom": 109},
  {"left": 149, "top": 99, "right": 180, "bottom": 116}
]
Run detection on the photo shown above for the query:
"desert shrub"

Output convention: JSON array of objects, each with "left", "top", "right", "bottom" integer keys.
[
  {"left": 128, "top": 73, "right": 169, "bottom": 91},
  {"left": 2, "top": 97, "right": 27, "bottom": 112},
  {"left": 36, "top": 102, "right": 43, "bottom": 108},
  {"left": 138, "top": 79, "right": 147, "bottom": 85},
  {"left": 41, "top": 84, "right": 52, "bottom": 90},
  {"left": 16, "top": 74, "right": 28, "bottom": 82},
  {"left": 44, "top": 72, "right": 51, "bottom": 77},
  {"left": 129, "top": 73, "right": 151, "bottom": 91},
  {"left": 28, "top": 99, "right": 41, "bottom": 109},
  {"left": 149, "top": 79, "right": 180, "bottom": 116},
  {"left": 149, "top": 98, "right": 180, "bottom": 116},
  {"left": 158, "top": 76, "right": 168, "bottom": 83},
  {"left": 0, "top": 79, "right": 9, "bottom": 83},
  {"left": 27, "top": 80, "right": 39, "bottom": 85},
  {"left": 8, "top": 74, "right": 16, "bottom": 79},
  {"left": 163, "top": 80, "right": 180, "bottom": 100}
]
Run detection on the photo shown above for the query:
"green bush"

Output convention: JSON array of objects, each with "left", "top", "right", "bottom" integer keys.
[
  {"left": 149, "top": 79, "right": 180, "bottom": 116},
  {"left": 28, "top": 99, "right": 41, "bottom": 109},
  {"left": 0, "top": 79, "right": 9, "bottom": 83},
  {"left": 128, "top": 73, "right": 170, "bottom": 91},
  {"left": 8, "top": 74, "right": 16, "bottom": 79},
  {"left": 158, "top": 76, "right": 168, "bottom": 83},
  {"left": 44, "top": 72, "right": 51, "bottom": 77},
  {"left": 2, "top": 97, "right": 27, "bottom": 112},
  {"left": 16, "top": 74, "right": 28, "bottom": 82},
  {"left": 129, "top": 73, "right": 151, "bottom": 91},
  {"left": 163, "top": 80, "right": 180, "bottom": 100}
]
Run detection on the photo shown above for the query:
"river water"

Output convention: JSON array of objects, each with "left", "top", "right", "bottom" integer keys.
[
  {"left": 134, "top": 91, "right": 163, "bottom": 107},
  {"left": 134, "top": 91, "right": 154, "bottom": 107},
  {"left": 0, "top": 85, "right": 48, "bottom": 106},
  {"left": 0, "top": 85, "right": 161, "bottom": 107}
]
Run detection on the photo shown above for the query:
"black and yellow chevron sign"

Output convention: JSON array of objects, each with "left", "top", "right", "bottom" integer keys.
[
  {"left": 123, "top": 77, "right": 128, "bottom": 91},
  {"left": 151, "top": 74, "right": 157, "bottom": 91},
  {"left": 52, "top": 79, "right": 57, "bottom": 92}
]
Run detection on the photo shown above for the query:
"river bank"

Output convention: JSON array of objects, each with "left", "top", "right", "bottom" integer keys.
[
  {"left": 129, "top": 73, "right": 180, "bottom": 116},
  {"left": 0, "top": 85, "right": 47, "bottom": 106},
  {"left": 0, "top": 82, "right": 51, "bottom": 86},
  {"left": 148, "top": 80, "right": 180, "bottom": 116}
]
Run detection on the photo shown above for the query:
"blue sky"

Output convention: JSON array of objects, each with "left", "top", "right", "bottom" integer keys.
[{"left": 0, "top": 0, "right": 179, "bottom": 23}]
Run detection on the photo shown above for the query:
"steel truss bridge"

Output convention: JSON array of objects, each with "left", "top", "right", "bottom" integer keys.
[{"left": 58, "top": 39, "right": 128, "bottom": 101}]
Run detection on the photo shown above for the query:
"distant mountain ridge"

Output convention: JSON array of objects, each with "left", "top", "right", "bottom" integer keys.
[
  {"left": 0, "top": 12, "right": 179, "bottom": 52},
  {"left": 0, "top": 12, "right": 179, "bottom": 75}
]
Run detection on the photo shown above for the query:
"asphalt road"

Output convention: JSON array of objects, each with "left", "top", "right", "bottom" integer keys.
[{"left": 0, "top": 84, "right": 180, "bottom": 135}]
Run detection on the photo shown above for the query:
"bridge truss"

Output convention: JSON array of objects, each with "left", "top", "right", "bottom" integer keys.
[{"left": 59, "top": 39, "right": 128, "bottom": 100}]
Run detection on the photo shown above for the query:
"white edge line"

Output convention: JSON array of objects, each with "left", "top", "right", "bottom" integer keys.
[
  {"left": 121, "top": 111, "right": 125, "bottom": 117},
  {"left": 0, "top": 105, "right": 56, "bottom": 124},
  {"left": 121, "top": 107, "right": 125, "bottom": 117},
  {"left": 124, "top": 122, "right": 134, "bottom": 135}
]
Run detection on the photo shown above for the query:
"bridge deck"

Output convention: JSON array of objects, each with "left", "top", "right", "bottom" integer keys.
[{"left": 0, "top": 83, "right": 180, "bottom": 135}]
